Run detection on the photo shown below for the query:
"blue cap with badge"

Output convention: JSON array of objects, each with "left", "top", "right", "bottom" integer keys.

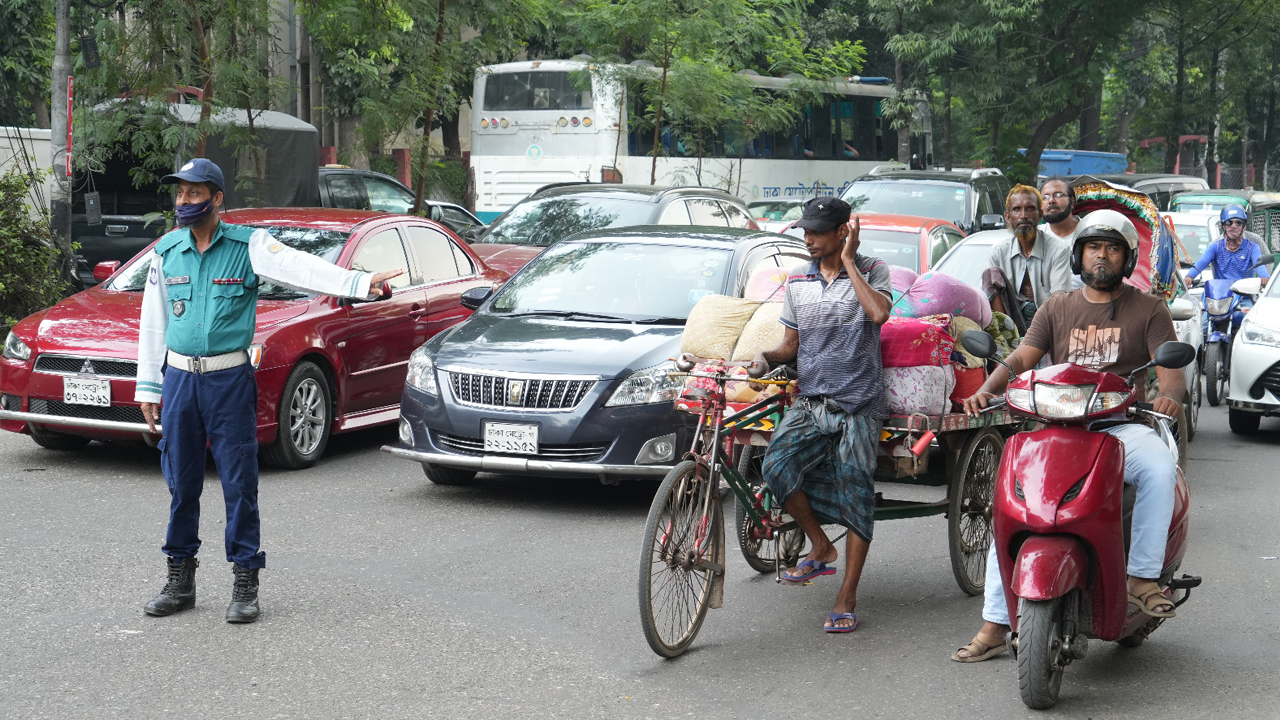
[{"left": 161, "top": 158, "right": 225, "bottom": 193}]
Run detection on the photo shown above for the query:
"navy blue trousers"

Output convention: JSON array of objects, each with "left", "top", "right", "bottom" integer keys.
[{"left": 159, "top": 362, "right": 264, "bottom": 568}]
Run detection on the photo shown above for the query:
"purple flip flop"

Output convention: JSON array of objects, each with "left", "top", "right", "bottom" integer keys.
[
  {"left": 782, "top": 559, "right": 837, "bottom": 583},
  {"left": 824, "top": 612, "right": 859, "bottom": 634}
]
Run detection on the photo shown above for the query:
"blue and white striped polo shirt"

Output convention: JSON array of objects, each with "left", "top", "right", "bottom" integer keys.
[{"left": 780, "top": 255, "right": 893, "bottom": 418}]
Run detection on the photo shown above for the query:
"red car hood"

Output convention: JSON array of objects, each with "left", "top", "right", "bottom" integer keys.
[
  {"left": 468, "top": 244, "right": 543, "bottom": 275},
  {"left": 31, "top": 287, "right": 309, "bottom": 359}
]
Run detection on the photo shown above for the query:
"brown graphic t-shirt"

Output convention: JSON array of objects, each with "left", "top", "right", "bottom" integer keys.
[{"left": 1022, "top": 284, "right": 1178, "bottom": 378}]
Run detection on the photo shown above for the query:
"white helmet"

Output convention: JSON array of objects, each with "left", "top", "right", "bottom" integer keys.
[{"left": 1072, "top": 209, "right": 1141, "bottom": 277}]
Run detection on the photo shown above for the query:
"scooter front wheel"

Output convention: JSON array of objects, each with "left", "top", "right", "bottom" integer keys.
[{"left": 1016, "top": 597, "right": 1066, "bottom": 710}]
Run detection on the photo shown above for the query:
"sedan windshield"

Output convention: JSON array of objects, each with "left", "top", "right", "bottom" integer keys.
[
  {"left": 842, "top": 181, "right": 968, "bottom": 226},
  {"left": 931, "top": 240, "right": 994, "bottom": 289},
  {"left": 858, "top": 229, "right": 922, "bottom": 273},
  {"left": 489, "top": 242, "right": 731, "bottom": 321},
  {"left": 107, "top": 225, "right": 351, "bottom": 295},
  {"left": 478, "top": 197, "right": 655, "bottom": 247}
]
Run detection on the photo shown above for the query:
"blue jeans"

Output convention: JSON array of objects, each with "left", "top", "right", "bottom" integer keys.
[
  {"left": 982, "top": 423, "right": 1176, "bottom": 625},
  {"left": 158, "top": 362, "right": 264, "bottom": 569}
]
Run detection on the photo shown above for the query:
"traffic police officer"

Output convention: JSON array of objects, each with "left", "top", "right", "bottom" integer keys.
[{"left": 136, "top": 159, "right": 402, "bottom": 623}]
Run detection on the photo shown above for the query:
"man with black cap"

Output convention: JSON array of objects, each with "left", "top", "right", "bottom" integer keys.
[
  {"left": 751, "top": 196, "right": 893, "bottom": 634},
  {"left": 136, "top": 158, "right": 404, "bottom": 623}
]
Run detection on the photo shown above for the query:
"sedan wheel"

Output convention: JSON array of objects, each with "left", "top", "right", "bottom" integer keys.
[{"left": 262, "top": 361, "right": 333, "bottom": 470}]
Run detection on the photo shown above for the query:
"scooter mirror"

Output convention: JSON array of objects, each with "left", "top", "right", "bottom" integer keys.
[
  {"left": 1250, "top": 252, "right": 1278, "bottom": 271},
  {"left": 960, "top": 330, "right": 997, "bottom": 359},
  {"left": 1153, "top": 341, "right": 1196, "bottom": 370},
  {"left": 1230, "top": 277, "right": 1263, "bottom": 296}
]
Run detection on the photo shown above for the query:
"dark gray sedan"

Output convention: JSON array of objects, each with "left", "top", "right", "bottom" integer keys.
[{"left": 383, "top": 226, "right": 808, "bottom": 484}]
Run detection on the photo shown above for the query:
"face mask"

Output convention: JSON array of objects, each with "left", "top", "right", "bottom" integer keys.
[{"left": 176, "top": 198, "right": 213, "bottom": 226}]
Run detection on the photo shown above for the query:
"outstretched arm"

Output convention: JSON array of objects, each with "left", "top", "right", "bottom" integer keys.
[{"left": 248, "top": 229, "right": 403, "bottom": 299}]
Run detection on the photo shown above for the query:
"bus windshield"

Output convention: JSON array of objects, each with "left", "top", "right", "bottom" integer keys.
[{"left": 483, "top": 71, "right": 592, "bottom": 112}]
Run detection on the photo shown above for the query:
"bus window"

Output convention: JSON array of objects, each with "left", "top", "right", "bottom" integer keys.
[{"left": 483, "top": 71, "right": 591, "bottom": 112}]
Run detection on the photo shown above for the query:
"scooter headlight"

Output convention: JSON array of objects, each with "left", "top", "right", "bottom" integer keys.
[
  {"left": 1006, "top": 387, "right": 1034, "bottom": 413},
  {"left": 1241, "top": 318, "right": 1280, "bottom": 348},
  {"left": 1089, "top": 391, "right": 1130, "bottom": 414},
  {"left": 1206, "top": 296, "right": 1232, "bottom": 315},
  {"left": 1033, "top": 384, "right": 1095, "bottom": 420}
]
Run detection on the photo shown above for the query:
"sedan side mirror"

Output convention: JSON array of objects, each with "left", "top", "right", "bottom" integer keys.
[
  {"left": 1169, "top": 297, "right": 1196, "bottom": 321},
  {"left": 1231, "top": 277, "right": 1263, "bottom": 296},
  {"left": 1153, "top": 340, "right": 1196, "bottom": 370},
  {"left": 979, "top": 214, "right": 1005, "bottom": 231},
  {"left": 460, "top": 286, "right": 493, "bottom": 310},
  {"left": 460, "top": 227, "right": 479, "bottom": 242},
  {"left": 92, "top": 261, "right": 120, "bottom": 283}
]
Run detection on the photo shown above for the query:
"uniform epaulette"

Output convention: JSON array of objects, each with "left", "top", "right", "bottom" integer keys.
[{"left": 154, "top": 227, "right": 191, "bottom": 254}]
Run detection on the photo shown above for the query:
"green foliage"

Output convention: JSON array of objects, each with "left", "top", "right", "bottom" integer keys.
[
  {"left": 0, "top": 0, "right": 53, "bottom": 127},
  {"left": 0, "top": 169, "right": 71, "bottom": 333},
  {"left": 410, "top": 154, "right": 467, "bottom": 204}
]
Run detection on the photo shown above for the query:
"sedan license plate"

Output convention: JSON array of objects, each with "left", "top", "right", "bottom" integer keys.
[
  {"left": 483, "top": 422, "right": 538, "bottom": 455},
  {"left": 64, "top": 377, "right": 111, "bottom": 407}
]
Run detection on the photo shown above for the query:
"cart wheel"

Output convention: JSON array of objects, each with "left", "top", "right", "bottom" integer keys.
[
  {"left": 734, "top": 446, "right": 805, "bottom": 574},
  {"left": 948, "top": 428, "right": 1002, "bottom": 596},
  {"left": 638, "top": 460, "right": 722, "bottom": 658}
]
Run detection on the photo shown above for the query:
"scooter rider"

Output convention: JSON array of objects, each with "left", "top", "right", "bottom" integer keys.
[
  {"left": 951, "top": 209, "right": 1185, "bottom": 663},
  {"left": 1182, "top": 204, "right": 1270, "bottom": 291}
]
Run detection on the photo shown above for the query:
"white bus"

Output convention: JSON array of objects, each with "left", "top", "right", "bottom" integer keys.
[{"left": 469, "top": 59, "right": 933, "bottom": 221}]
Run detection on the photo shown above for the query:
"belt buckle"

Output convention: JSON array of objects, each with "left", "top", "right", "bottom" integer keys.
[{"left": 192, "top": 356, "right": 206, "bottom": 374}]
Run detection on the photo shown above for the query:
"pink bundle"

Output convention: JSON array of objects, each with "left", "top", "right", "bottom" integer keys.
[
  {"left": 891, "top": 270, "right": 992, "bottom": 328},
  {"left": 880, "top": 315, "right": 955, "bottom": 368}
]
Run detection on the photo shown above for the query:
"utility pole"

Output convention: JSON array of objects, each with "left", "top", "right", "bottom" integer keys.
[{"left": 50, "top": 0, "right": 73, "bottom": 255}]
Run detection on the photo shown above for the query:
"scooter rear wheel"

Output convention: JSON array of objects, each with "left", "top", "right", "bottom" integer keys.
[{"left": 1017, "top": 597, "right": 1066, "bottom": 710}]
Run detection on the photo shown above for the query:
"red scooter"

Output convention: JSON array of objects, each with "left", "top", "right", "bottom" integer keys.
[{"left": 961, "top": 332, "right": 1202, "bottom": 710}]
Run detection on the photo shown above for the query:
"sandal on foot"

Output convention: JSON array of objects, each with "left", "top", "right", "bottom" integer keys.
[
  {"left": 951, "top": 636, "right": 1008, "bottom": 663},
  {"left": 1129, "top": 585, "right": 1176, "bottom": 618},
  {"left": 782, "top": 559, "right": 837, "bottom": 584},
  {"left": 824, "top": 612, "right": 859, "bottom": 633}
]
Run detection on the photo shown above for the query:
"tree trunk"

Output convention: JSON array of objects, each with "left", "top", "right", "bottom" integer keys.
[
  {"left": 894, "top": 9, "right": 910, "bottom": 164},
  {"left": 338, "top": 114, "right": 367, "bottom": 169},
  {"left": 1025, "top": 105, "right": 1083, "bottom": 185},
  {"left": 650, "top": 60, "right": 670, "bottom": 185},
  {"left": 1080, "top": 85, "right": 1102, "bottom": 151},
  {"left": 411, "top": 0, "right": 450, "bottom": 214},
  {"left": 1208, "top": 46, "right": 1224, "bottom": 187},
  {"left": 989, "top": 115, "right": 1000, "bottom": 167},
  {"left": 441, "top": 112, "right": 461, "bottom": 157},
  {"left": 1115, "top": 105, "right": 1137, "bottom": 161},
  {"left": 189, "top": 6, "right": 214, "bottom": 158},
  {"left": 1163, "top": 32, "right": 1188, "bottom": 174},
  {"left": 27, "top": 93, "right": 50, "bottom": 128},
  {"left": 943, "top": 74, "right": 953, "bottom": 171}
]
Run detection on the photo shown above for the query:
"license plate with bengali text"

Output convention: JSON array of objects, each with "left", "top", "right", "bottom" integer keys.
[
  {"left": 483, "top": 422, "right": 538, "bottom": 455},
  {"left": 64, "top": 377, "right": 111, "bottom": 407}
]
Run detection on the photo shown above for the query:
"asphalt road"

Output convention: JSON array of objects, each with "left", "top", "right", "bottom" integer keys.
[{"left": 2, "top": 407, "right": 1279, "bottom": 720}]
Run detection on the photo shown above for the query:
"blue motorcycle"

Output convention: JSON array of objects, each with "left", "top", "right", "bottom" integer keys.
[{"left": 1199, "top": 278, "right": 1250, "bottom": 406}]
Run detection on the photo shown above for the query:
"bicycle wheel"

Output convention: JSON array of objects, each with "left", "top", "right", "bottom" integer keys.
[
  {"left": 638, "top": 459, "right": 722, "bottom": 658},
  {"left": 734, "top": 446, "right": 805, "bottom": 574}
]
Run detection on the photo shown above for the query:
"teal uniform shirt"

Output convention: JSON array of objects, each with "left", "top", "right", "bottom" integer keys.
[{"left": 153, "top": 222, "right": 260, "bottom": 357}]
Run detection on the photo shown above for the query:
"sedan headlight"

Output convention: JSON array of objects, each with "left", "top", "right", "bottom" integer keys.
[
  {"left": 1241, "top": 319, "right": 1280, "bottom": 348},
  {"left": 1033, "top": 384, "right": 1095, "bottom": 420},
  {"left": 605, "top": 361, "right": 683, "bottom": 407},
  {"left": 3, "top": 331, "right": 31, "bottom": 362},
  {"left": 1205, "top": 296, "right": 1232, "bottom": 316},
  {"left": 406, "top": 347, "right": 438, "bottom": 395}
]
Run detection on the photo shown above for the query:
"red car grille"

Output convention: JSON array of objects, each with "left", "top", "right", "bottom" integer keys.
[
  {"left": 434, "top": 432, "right": 609, "bottom": 462},
  {"left": 447, "top": 372, "right": 595, "bottom": 410},
  {"left": 29, "top": 398, "right": 146, "bottom": 424},
  {"left": 34, "top": 354, "right": 137, "bottom": 379}
]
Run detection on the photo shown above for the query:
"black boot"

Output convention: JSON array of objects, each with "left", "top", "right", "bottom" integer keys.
[
  {"left": 144, "top": 556, "right": 198, "bottom": 616},
  {"left": 226, "top": 564, "right": 261, "bottom": 623}
]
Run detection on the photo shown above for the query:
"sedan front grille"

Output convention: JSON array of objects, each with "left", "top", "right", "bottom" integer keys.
[
  {"left": 29, "top": 399, "right": 146, "bottom": 424},
  {"left": 435, "top": 432, "right": 610, "bottom": 462},
  {"left": 1250, "top": 361, "right": 1280, "bottom": 400},
  {"left": 34, "top": 354, "right": 137, "bottom": 379},
  {"left": 447, "top": 371, "right": 595, "bottom": 411}
]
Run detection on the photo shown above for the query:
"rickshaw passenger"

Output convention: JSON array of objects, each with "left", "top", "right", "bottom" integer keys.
[{"left": 751, "top": 197, "right": 893, "bottom": 633}]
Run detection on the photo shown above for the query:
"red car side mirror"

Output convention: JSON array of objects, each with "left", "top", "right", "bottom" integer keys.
[{"left": 93, "top": 261, "right": 120, "bottom": 282}]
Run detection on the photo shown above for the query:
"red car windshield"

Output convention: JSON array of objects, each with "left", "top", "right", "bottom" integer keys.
[{"left": 107, "top": 225, "right": 351, "bottom": 295}]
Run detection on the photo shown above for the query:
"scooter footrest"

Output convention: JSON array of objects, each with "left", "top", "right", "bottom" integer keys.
[{"left": 1168, "top": 574, "right": 1202, "bottom": 590}]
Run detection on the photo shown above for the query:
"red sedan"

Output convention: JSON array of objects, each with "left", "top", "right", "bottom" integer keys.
[
  {"left": 785, "top": 212, "right": 966, "bottom": 274},
  {"left": 0, "top": 208, "right": 508, "bottom": 469}
]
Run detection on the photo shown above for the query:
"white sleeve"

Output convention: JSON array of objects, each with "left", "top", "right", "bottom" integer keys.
[
  {"left": 248, "top": 228, "right": 375, "bottom": 299},
  {"left": 135, "top": 253, "right": 169, "bottom": 403}
]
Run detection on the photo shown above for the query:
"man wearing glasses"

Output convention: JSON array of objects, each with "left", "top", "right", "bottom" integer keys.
[
  {"left": 1183, "top": 204, "right": 1271, "bottom": 290},
  {"left": 1040, "top": 176, "right": 1081, "bottom": 245}
]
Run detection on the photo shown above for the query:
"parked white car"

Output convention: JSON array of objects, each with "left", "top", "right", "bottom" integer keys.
[{"left": 1227, "top": 274, "right": 1280, "bottom": 433}]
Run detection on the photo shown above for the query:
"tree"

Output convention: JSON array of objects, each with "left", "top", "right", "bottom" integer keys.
[{"left": 0, "top": 0, "right": 53, "bottom": 128}]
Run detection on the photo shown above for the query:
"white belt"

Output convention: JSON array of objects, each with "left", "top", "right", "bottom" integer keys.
[{"left": 166, "top": 349, "right": 248, "bottom": 374}]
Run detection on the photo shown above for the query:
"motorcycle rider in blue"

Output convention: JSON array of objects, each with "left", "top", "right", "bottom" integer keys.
[
  {"left": 1182, "top": 204, "right": 1271, "bottom": 294},
  {"left": 136, "top": 159, "right": 403, "bottom": 623}
]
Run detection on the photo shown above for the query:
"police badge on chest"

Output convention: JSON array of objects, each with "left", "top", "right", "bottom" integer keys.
[{"left": 172, "top": 300, "right": 186, "bottom": 317}]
